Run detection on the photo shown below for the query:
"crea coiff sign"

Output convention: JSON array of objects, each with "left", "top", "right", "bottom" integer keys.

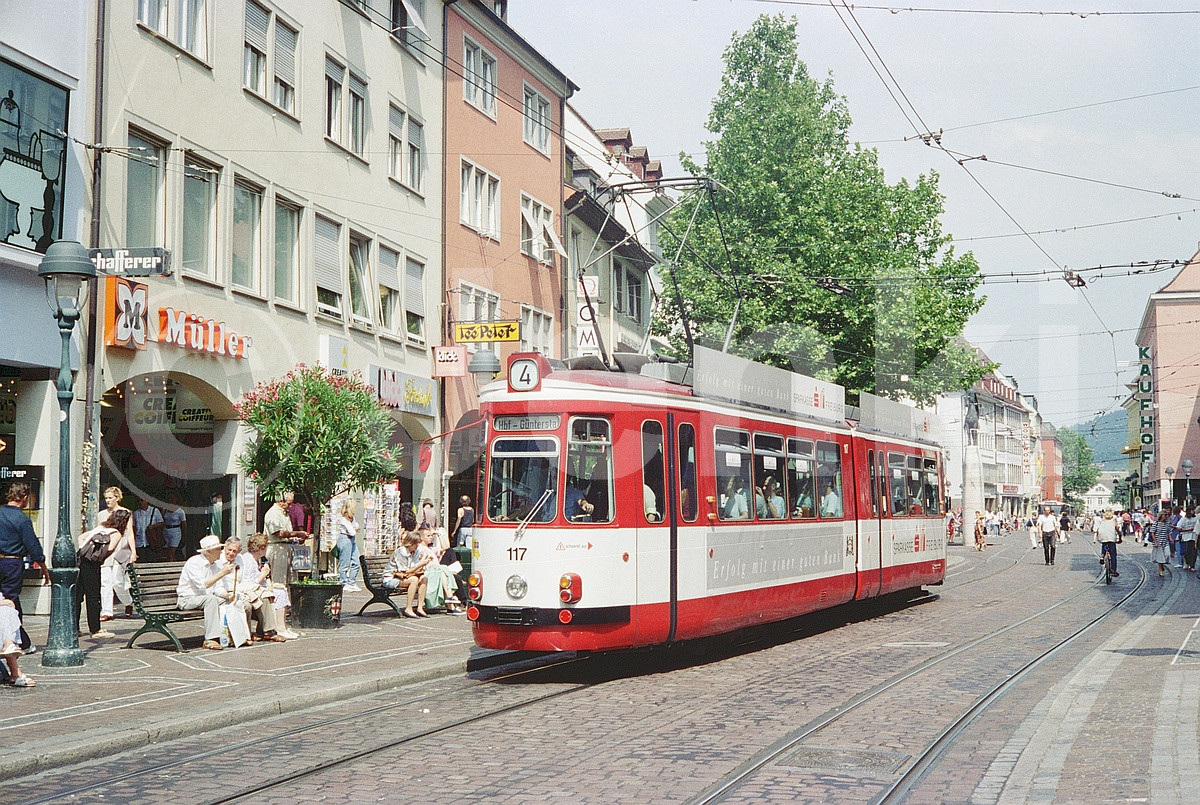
[{"left": 105, "top": 277, "right": 252, "bottom": 359}]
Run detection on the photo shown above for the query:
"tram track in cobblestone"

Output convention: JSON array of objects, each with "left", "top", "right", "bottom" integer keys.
[
  {"left": 691, "top": 558, "right": 1149, "bottom": 804},
  {"left": 15, "top": 653, "right": 592, "bottom": 805}
]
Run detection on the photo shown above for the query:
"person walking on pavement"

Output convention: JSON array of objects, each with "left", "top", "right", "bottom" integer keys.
[
  {"left": 1093, "top": 508, "right": 1120, "bottom": 577},
  {"left": 334, "top": 498, "right": 361, "bottom": 591},
  {"left": 1150, "top": 509, "right": 1173, "bottom": 578},
  {"left": 76, "top": 510, "right": 130, "bottom": 640},
  {"left": 1027, "top": 515, "right": 1039, "bottom": 549},
  {"left": 973, "top": 512, "right": 987, "bottom": 552},
  {"left": 1037, "top": 505, "right": 1059, "bottom": 565},
  {"left": 97, "top": 486, "right": 136, "bottom": 622},
  {"left": 0, "top": 481, "right": 49, "bottom": 653},
  {"left": 1177, "top": 506, "right": 1197, "bottom": 572},
  {"left": 453, "top": 495, "right": 475, "bottom": 549},
  {"left": 1058, "top": 511, "right": 1072, "bottom": 544}
]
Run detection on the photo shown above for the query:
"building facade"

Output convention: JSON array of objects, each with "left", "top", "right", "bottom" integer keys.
[
  {"left": 440, "top": 0, "right": 573, "bottom": 502},
  {"left": 91, "top": 0, "right": 443, "bottom": 552},
  {"left": 1, "top": 3, "right": 91, "bottom": 613},
  {"left": 1131, "top": 251, "right": 1200, "bottom": 510}
]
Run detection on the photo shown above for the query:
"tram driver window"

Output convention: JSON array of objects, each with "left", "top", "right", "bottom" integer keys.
[
  {"left": 715, "top": 428, "right": 752, "bottom": 521},
  {"left": 888, "top": 453, "right": 907, "bottom": 516},
  {"left": 642, "top": 421, "right": 665, "bottom": 523},
  {"left": 565, "top": 417, "right": 613, "bottom": 524},
  {"left": 487, "top": 438, "right": 559, "bottom": 524},
  {"left": 787, "top": 438, "right": 816, "bottom": 518},
  {"left": 816, "top": 441, "right": 843, "bottom": 518}
]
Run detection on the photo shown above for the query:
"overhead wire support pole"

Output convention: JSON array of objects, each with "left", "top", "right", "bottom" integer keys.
[{"left": 664, "top": 188, "right": 708, "bottom": 364}]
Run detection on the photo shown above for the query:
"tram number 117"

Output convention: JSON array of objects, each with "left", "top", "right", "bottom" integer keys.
[{"left": 507, "top": 547, "right": 527, "bottom": 561}]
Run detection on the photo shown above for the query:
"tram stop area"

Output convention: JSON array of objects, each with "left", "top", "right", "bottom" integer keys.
[{"left": 0, "top": 586, "right": 509, "bottom": 781}]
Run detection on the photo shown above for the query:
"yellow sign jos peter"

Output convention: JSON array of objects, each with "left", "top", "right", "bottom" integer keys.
[{"left": 454, "top": 320, "right": 521, "bottom": 343}]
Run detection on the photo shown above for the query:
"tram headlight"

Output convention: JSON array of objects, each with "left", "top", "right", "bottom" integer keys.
[
  {"left": 559, "top": 573, "right": 582, "bottom": 604},
  {"left": 506, "top": 574, "right": 528, "bottom": 600}
]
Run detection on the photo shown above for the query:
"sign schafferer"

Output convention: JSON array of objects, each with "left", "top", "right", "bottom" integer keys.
[{"left": 90, "top": 248, "right": 171, "bottom": 277}]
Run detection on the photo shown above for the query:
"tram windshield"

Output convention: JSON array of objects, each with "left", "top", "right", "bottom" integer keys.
[{"left": 487, "top": 438, "right": 559, "bottom": 523}]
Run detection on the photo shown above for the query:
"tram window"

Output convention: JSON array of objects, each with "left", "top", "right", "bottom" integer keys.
[
  {"left": 642, "top": 421, "right": 665, "bottom": 523},
  {"left": 753, "top": 433, "right": 786, "bottom": 520},
  {"left": 888, "top": 453, "right": 907, "bottom": 516},
  {"left": 906, "top": 456, "right": 924, "bottom": 515},
  {"left": 487, "top": 437, "right": 560, "bottom": 524},
  {"left": 816, "top": 440, "right": 843, "bottom": 518},
  {"left": 868, "top": 449, "right": 879, "bottom": 518},
  {"left": 565, "top": 417, "right": 613, "bottom": 524},
  {"left": 877, "top": 451, "right": 888, "bottom": 518},
  {"left": 923, "top": 457, "right": 940, "bottom": 514},
  {"left": 715, "top": 428, "right": 752, "bottom": 521},
  {"left": 679, "top": 424, "right": 698, "bottom": 522},
  {"left": 786, "top": 438, "right": 816, "bottom": 518}
]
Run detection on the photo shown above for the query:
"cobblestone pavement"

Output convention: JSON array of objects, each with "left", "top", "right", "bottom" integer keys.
[{"left": 10, "top": 533, "right": 1200, "bottom": 803}]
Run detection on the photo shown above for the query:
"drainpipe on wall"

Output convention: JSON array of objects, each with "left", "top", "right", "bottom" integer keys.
[{"left": 83, "top": 0, "right": 107, "bottom": 528}]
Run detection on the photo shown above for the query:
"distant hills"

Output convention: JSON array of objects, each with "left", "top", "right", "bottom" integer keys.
[{"left": 1070, "top": 410, "right": 1128, "bottom": 469}]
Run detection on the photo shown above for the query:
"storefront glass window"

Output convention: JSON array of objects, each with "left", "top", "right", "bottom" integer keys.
[{"left": 0, "top": 58, "right": 68, "bottom": 253}]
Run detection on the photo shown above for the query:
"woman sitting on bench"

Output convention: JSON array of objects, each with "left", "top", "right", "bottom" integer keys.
[{"left": 381, "top": 532, "right": 431, "bottom": 618}]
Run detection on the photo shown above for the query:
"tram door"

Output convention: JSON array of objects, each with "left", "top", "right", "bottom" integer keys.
[
  {"left": 637, "top": 416, "right": 677, "bottom": 645},
  {"left": 856, "top": 445, "right": 885, "bottom": 599}
]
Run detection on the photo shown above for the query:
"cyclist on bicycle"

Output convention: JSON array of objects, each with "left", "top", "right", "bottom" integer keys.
[{"left": 1093, "top": 508, "right": 1120, "bottom": 577}]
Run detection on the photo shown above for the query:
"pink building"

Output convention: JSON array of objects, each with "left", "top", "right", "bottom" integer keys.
[
  {"left": 1040, "top": 425, "right": 1063, "bottom": 503},
  {"left": 1133, "top": 251, "right": 1200, "bottom": 508},
  {"left": 441, "top": 1, "right": 575, "bottom": 496}
]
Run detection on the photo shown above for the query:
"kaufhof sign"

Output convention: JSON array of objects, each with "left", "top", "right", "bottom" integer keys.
[
  {"left": 1137, "top": 345, "right": 1153, "bottom": 467},
  {"left": 105, "top": 277, "right": 252, "bottom": 359}
]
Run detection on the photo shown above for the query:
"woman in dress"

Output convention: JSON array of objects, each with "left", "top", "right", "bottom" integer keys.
[{"left": 1150, "top": 509, "right": 1173, "bottom": 578}]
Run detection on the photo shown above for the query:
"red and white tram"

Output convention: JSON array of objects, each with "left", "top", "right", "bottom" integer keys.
[{"left": 465, "top": 352, "right": 946, "bottom": 652}]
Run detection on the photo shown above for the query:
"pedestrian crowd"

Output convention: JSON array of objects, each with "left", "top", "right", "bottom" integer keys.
[{"left": 0, "top": 479, "right": 479, "bottom": 680}]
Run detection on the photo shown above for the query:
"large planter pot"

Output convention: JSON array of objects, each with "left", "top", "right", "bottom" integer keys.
[{"left": 288, "top": 582, "right": 344, "bottom": 629}]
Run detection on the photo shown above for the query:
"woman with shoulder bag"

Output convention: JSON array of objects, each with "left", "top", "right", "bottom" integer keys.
[{"left": 76, "top": 510, "right": 129, "bottom": 640}]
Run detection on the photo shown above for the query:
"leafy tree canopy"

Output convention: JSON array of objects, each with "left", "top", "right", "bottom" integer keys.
[
  {"left": 654, "top": 14, "right": 990, "bottom": 404},
  {"left": 235, "top": 364, "right": 400, "bottom": 515},
  {"left": 1059, "top": 428, "right": 1101, "bottom": 503}
]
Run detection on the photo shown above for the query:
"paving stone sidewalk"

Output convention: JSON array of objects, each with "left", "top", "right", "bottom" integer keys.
[{"left": 0, "top": 587, "right": 514, "bottom": 780}]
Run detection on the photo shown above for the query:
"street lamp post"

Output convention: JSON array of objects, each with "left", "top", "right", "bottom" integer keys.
[
  {"left": 1165, "top": 466, "right": 1175, "bottom": 509},
  {"left": 1182, "top": 459, "right": 1194, "bottom": 508},
  {"left": 1126, "top": 471, "right": 1139, "bottom": 514},
  {"left": 38, "top": 241, "right": 97, "bottom": 668}
]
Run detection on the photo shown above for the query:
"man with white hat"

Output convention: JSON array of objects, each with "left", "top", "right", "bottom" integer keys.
[{"left": 176, "top": 535, "right": 246, "bottom": 650}]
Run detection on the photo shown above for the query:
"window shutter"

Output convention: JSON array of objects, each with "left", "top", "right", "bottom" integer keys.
[
  {"left": 314, "top": 216, "right": 343, "bottom": 294},
  {"left": 274, "top": 23, "right": 297, "bottom": 85},
  {"left": 378, "top": 247, "right": 400, "bottom": 290},
  {"left": 405, "top": 258, "right": 425, "bottom": 317},
  {"left": 389, "top": 105, "right": 405, "bottom": 139},
  {"left": 348, "top": 73, "right": 366, "bottom": 98},
  {"left": 325, "top": 57, "right": 344, "bottom": 82},
  {"left": 245, "top": 1, "right": 269, "bottom": 51},
  {"left": 408, "top": 117, "right": 422, "bottom": 149}
]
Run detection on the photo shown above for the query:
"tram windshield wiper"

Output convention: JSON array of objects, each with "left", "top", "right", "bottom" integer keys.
[{"left": 515, "top": 488, "right": 553, "bottom": 539}]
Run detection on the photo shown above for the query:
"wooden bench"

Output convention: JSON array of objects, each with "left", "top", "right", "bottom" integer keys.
[
  {"left": 357, "top": 555, "right": 405, "bottom": 618},
  {"left": 124, "top": 562, "right": 204, "bottom": 652}
]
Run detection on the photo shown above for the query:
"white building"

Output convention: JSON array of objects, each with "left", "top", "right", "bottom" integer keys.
[
  {"left": 1, "top": 2, "right": 92, "bottom": 613},
  {"left": 90, "top": 0, "right": 443, "bottom": 549}
]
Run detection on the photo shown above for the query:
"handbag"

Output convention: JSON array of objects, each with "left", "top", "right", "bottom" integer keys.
[{"left": 76, "top": 528, "right": 112, "bottom": 563}]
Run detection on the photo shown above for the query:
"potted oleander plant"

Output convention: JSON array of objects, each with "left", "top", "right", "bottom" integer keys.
[{"left": 235, "top": 364, "right": 400, "bottom": 629}]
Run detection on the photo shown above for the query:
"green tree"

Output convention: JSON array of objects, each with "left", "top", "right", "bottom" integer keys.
[
  {"left": 1059, "top": 429, "right": 1100, "bottom": 503},
  {"left": 654, "top": 14, "right": 989, "bottom": 404},
  {"left": 235, "top": 364, "right": 400, "bottom": 556}
]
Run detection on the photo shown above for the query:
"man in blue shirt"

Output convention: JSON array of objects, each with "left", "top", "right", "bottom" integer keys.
[{"left": 0, "top": 482, "right": 49, "bottom": 652}]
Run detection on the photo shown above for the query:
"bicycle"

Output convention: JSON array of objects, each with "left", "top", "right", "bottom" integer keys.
[{"left": 1097, "top": 539, "right": 1119, "bottom": 584}]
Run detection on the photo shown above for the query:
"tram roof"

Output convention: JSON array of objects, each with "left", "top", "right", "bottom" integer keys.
[{"left": 481, "top": 352, "right": 943, "bottom": 449}]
